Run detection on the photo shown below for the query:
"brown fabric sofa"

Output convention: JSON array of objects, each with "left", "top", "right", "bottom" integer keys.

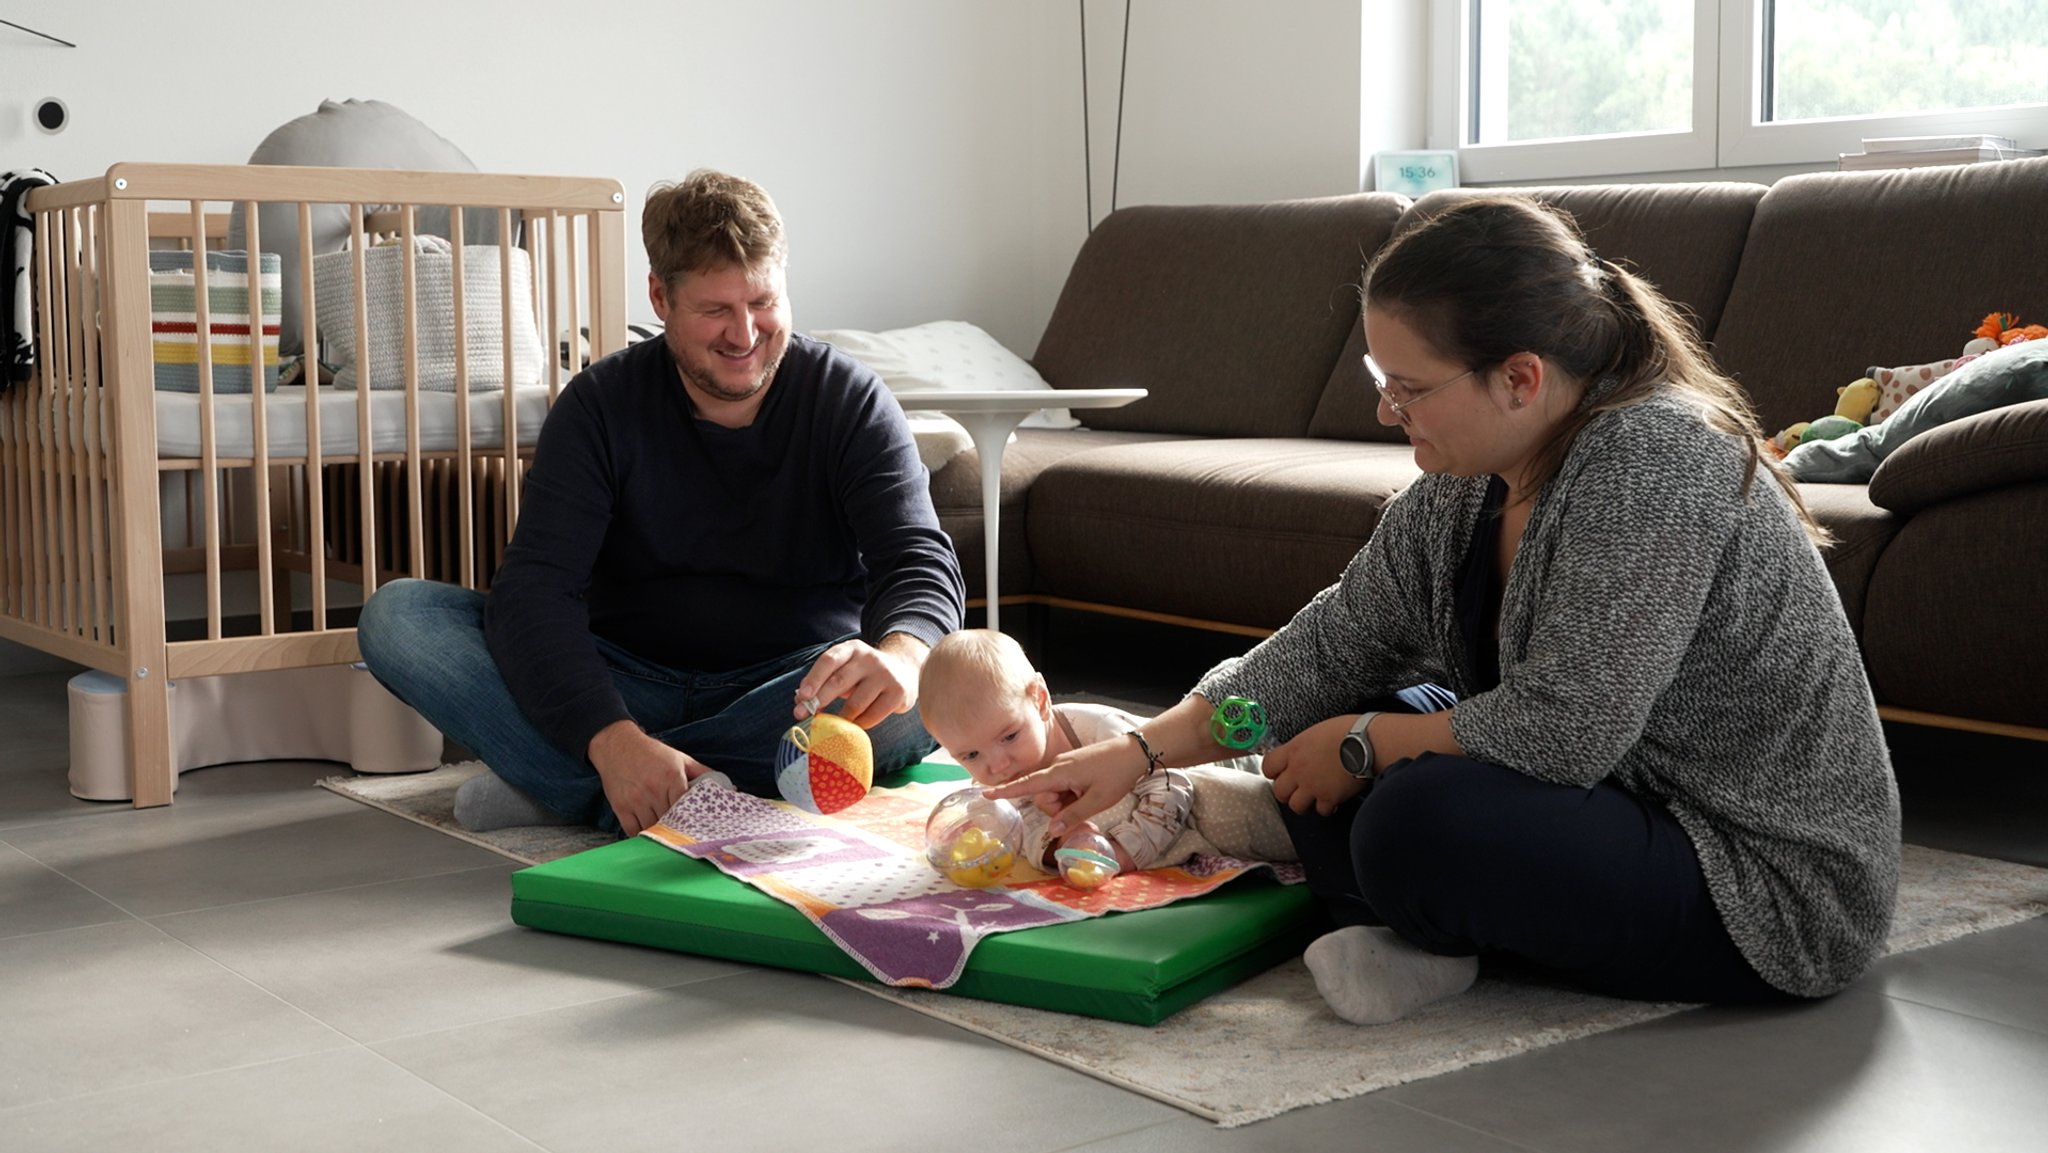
[{"left": 926, "top": 157, "right": 2048, "bottom": 737}]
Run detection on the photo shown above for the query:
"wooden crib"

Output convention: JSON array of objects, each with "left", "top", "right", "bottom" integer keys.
[{"left": 5, "top": 163, "right": 628, "bottom": 807}]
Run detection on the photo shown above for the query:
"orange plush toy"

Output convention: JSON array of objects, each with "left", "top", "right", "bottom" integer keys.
[{"left": 1966, "top": 312, "right": 2048, "bottom": 355}]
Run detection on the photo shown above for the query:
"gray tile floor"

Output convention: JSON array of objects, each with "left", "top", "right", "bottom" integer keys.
[{"left": 3, "top": 612, "right": 2046, "bottom": 1152}]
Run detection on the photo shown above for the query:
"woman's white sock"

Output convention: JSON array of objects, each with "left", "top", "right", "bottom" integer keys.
[{"left": 1304, "top": 925, "right": 1479, "bottom": 1025}]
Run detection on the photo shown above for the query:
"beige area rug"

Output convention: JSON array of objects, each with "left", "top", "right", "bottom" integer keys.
[
  {"left": 319, "top": 761, "right": 615, "bottom": 866},
  {"left": 322, "top": 763, "right": 2048, "bottom": 1127}
]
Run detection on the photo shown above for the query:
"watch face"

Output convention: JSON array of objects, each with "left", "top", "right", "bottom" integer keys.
[{"left": 1339, "top": 734, "right": 1366, "bottom": 778}]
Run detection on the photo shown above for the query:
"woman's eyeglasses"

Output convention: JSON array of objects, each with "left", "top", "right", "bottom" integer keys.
[{"left": 1363, "top": 354, "right": 1476, "bottom": 422}]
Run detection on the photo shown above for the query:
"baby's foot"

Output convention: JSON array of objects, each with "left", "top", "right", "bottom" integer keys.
[{"left": 1304, "top": 926, "right": 1478, "bottom": 1025}]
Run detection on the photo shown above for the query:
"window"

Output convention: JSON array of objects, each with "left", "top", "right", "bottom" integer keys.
[{"left": 1431, "top": 0, "right": 2048, "bottom": 181}]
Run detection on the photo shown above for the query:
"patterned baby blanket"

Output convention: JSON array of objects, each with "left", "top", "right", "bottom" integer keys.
[{"left": 641, "top": 777, "right": 1301, "bottom": 989}]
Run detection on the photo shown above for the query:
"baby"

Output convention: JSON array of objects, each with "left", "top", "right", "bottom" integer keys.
[{"left": 918, "top": 629, "right": 1294, "bottom": 875}]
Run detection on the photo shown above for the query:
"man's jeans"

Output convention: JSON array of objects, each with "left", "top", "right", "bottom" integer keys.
[{"left": 356, "top": 579, "right": 937, "bottom": 835}]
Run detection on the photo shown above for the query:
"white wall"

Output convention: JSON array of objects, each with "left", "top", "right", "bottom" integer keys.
[
  {"left": 1080, "top": 0, "right": 1370, "bottom": 219},
  {"left": 2, "top": 0, "right": 1087, "bottom": 354},
  {"left": 3, "top": 0, "right": 1386, "bottom": 349}
]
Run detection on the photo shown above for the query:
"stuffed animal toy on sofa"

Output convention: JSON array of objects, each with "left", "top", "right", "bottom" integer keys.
[
  {"left": 1966, "top": 312, "right": 2048, "bottom": 355},
  {"left": 1765, "top": 377, "right": 1881, "bottom": 458},
  {"left": 1764, "top": 313, "right": 2048, "bottom": 459}
]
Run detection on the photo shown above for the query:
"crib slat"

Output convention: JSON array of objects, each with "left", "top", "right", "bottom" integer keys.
[
  {"left": 401, "top": 206, "right": 424, "bottom": 580},
  {"left": 6, "top": 234, "right": 28, "bottom": 620},
  {"left": 534, "top": 214, "right": 556, "bottom": 400},
  {"left": 85, "top": 207, "right": 111, "bottom": 643},
  {"left": 299, "top": 202, "right": 327, "bottom": 630},
  {"left": 350, "top": 202, "right": 378, "bottom": 599},
  {"left": 190, "top": 202, "right": 223, "bottom": 640},
  {"left": 563, "top": 215, "right": 582, "bottom": 405},
  {"left": 244, "top": 201, "right": 276, "bottom": 636},
  {"left": 2, "top": 322, "right": 18, "bottom": 617},
  {"left": 499, "top": 207, "right": 520, "bottom": 537},
  {"left": 450, "top": 210, "right": 475, "bottom": 588},
  {"left": 593, "top": 209, "right": 627, "bottom": 368},
  {"left": 57, "top": 207, "right": 84, "bottom": 637},
  {"left": 28, "top": 209, "right": 53, "bottom": 629},
  {"left": 45, "top": 206, "right": 73, "bottom": 633}
]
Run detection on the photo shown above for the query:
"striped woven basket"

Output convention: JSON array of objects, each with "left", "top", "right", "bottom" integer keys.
[{"left": 148, "top": 249, "right": 283, "bottom": 393}]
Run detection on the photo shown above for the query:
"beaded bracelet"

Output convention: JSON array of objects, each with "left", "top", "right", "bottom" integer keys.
[{"left": 1127, "top": 729, "right": 1166, "bottom": 774}]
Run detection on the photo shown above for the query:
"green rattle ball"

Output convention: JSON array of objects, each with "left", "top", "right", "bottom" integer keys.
[{"left": 1210, "top": 696, "right": 1268, "bottom": 750}]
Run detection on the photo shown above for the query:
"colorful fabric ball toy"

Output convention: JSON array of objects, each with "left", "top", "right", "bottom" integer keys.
[{"left": 774, "top": 712, "right": 873, "bottom": 814}]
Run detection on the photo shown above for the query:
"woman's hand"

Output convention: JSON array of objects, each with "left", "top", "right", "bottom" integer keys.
[
  {"left": 985, "top": 735, "right": 1151, "bottom": 840},
  {"left": 1262, "top": 714, "right": 1369, "bottom": 816}
]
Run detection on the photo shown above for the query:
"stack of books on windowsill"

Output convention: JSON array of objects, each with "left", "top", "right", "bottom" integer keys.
[{"left": 1838, "top": 134, "right": 2043, "bottom": 171}]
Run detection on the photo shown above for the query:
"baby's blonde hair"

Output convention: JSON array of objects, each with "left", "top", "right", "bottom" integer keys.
[{"left": 919, "top": 629, "right": 1041, "bottom": 731}]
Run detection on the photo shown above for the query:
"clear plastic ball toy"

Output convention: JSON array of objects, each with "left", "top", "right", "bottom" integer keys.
[
  {"left": 923, "top": 788, "right": 1024, "bottom": 888},
  {"left": 1052, "top": 829, "right": 1121, "bottom": 889}
]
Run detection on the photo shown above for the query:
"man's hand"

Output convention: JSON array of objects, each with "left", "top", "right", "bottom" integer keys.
[
  {"left": 1262, "top": 714, "right": 1370, "bottom": 816},
  {"left": 794, "top": 633, "right": 927, "bottom": 728},
  {"left": 587, "top": 720, "right": 709, "bottom": 837}
]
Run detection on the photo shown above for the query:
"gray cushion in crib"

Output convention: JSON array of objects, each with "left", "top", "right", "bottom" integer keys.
[{"left": 225, "top": 99, "right": 513, "bottom": 356}]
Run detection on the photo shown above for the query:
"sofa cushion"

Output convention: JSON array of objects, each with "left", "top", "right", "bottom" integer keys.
[
  {"left": 1025, "top": 439, "right": 1420, "bottom": 629},
  {"left": 1396, "top": 182, "right": 1765, "bottom": 341},
  {"left": 928, "top": 428, "right": 1189, "bottom": 598},
  {"left": 1796, "top": 482, "right": 1900, "bottom": 641},
  {"left": 1710, "top": 156, "right": 2048, "bottom": 437},
  {"left": 1307, "top": 181, "right": 1766, "bottom": 444},
  {"left": 1032, "top": 194, "right": 1409, "bottom": 439},
  {"left": 1868, "top": 396, "right": 2048, "bottom": 516},
  {"left": 1861, "top": 480, "right": 2048, "bottom": 728}
]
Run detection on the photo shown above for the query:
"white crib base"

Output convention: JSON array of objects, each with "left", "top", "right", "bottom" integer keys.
[{"left": 67, "top": 664, "right": 442, "bottom": 801}]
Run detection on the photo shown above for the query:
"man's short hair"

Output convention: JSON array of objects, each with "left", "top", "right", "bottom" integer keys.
[{"left": 643, "top": 169, "right": 786, "bottom": 286}]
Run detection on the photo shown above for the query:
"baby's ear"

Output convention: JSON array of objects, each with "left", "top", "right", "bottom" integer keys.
[{"left": 1029, "top": 674, "right": 1052, "bottom": 711}]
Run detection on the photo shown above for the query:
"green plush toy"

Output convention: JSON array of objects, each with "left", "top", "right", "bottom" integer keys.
[
  {"left": 1770, "top": 377, "right": 1881, "bottom": 453},
  {"left": 1799, "top": 414, "right": 1863, "bottom": 445}
]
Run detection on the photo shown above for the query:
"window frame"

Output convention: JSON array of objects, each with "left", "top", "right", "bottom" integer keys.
[{"left": 1428, "top": 0, "right": 2048, "bottom": 182}]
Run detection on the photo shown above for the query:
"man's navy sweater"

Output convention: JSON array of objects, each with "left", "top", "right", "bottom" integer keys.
[{"left": 483, "top": 335, "right": 964, "bottom": 757}]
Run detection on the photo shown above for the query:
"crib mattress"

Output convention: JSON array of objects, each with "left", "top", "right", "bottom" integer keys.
[
  {"left": 159, "top": 384, "right": 977, "bottom": 468},
  {"left": 155, "top": 383, "right": 555, "bottom": 460}
]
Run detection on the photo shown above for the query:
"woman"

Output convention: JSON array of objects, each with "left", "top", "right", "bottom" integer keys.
[{"left": 989, "top": 197, "right": 1900, "bottom": 1024}]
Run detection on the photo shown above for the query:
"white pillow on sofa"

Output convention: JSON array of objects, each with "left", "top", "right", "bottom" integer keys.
[{"left": 808, "top": 320, "right": 1080, "bottom": 429}]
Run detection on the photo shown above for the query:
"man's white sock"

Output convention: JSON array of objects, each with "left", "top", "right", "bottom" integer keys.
[
  {"left": 1304, "top": 925, "right": 1479, "bottom": 1025},
  {"left": 452, "top": 771, "right": 575, "bottom": 831}
]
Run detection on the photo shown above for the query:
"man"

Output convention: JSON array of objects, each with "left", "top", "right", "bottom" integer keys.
[{"left": 358, "top": 170, "right": 963, "bottom": 837}]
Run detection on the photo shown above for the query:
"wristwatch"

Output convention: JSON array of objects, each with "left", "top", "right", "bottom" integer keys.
[{"left": 1338, "top": 711, "right": 1385, "bottom": 785}]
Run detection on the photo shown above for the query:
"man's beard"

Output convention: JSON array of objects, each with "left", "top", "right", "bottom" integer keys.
[{"left": 673, "top": 336, "right": 784, "bottom": 405}]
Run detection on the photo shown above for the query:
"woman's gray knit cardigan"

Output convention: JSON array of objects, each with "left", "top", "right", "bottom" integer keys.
[{"left": 1197, "top": 396, "right": 1901, "bottom": 997}]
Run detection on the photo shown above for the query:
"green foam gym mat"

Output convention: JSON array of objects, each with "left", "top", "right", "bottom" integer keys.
[{"left": 509, "top": 764, "right": 1317, "bottom": 1024}]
